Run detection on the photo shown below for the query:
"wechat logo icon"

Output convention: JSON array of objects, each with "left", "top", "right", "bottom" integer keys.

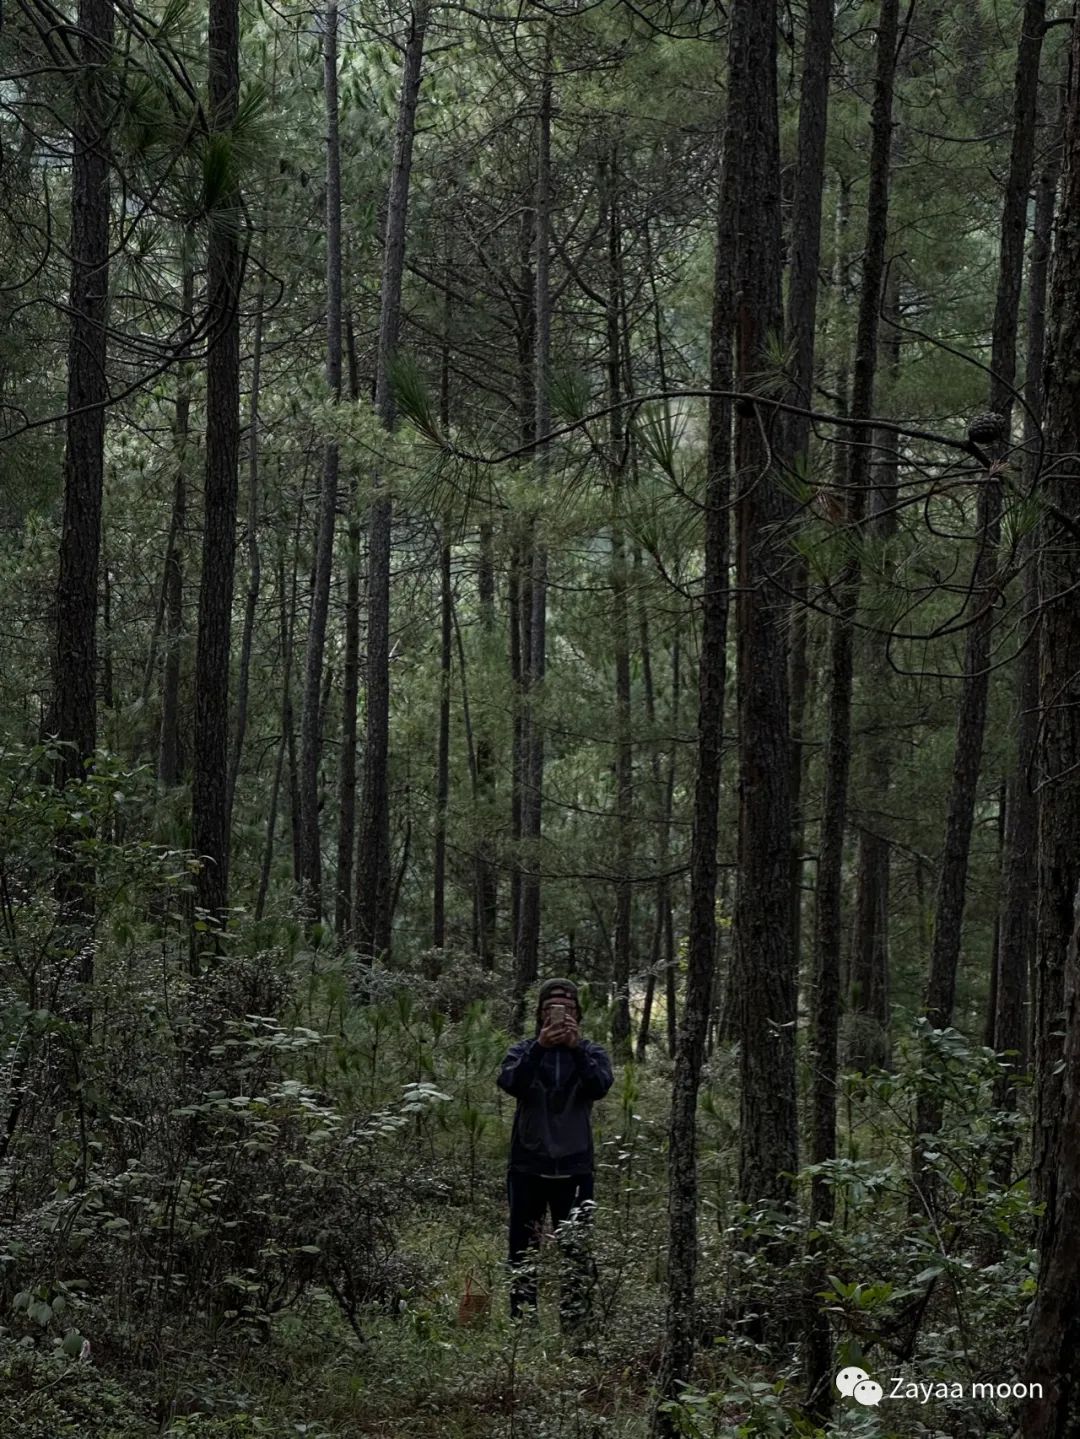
[{"left": 836, "top": 1366, "right": 884, "bottom": 1407}]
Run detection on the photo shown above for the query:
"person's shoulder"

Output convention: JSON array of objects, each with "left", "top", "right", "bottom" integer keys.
[{"left": 582, "top": 1037, "right": 611, "bottom": 1058}]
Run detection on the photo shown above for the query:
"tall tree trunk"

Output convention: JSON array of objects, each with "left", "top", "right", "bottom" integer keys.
[
  {"left": 665, "top": 638, "right": 681, "bottom": 1059},
  {"left": 650, "top": 47, "right": 736, "bottom": 1432},
  {"left": 473, "top": 518, "right": 498, "bottom": 965},
  {"left": 356, "top": 0, "right": 428, "bottom": 964},
  {"left": 192, "top": 0, "right": 243, "bottom": 944},
  {"left": 433, "top": 535, "right": 452, "bottom": 948},
  {"left": 993, "top": 83, "right": 1060, "bottom": 1127},
  {"left": 226, "top": 258, "right": 265, "bottom": 829},
  {"left": 257, "top": 515, "right": 303, "bottom": 922},
  {"left": 848, "top": 268, "right": 902, "bottom": 1074},
  {"left": 433, "top": 259, "right": 454, "bottom": 950},
  {"left": 1024, "top": 32, "right": 1080, "bottom": 1379},
  {"left": 804, "top": 2, "right": 900, "bottom": 1408},
  {"left": 635, "top": 565, "right": 676, "bottom": 1063},
  {"left": 605, "top": 151, "right": 633, "bottom": 1054},
  {"left": 515, "top": 52, "right": 553, "bottom": 1005},
  {"left": 1023, "top": 24, "right": 1080, "bottom": 1425},
  {"left": 508, "top": 204, "right": 536, "bottom": 1001},
  {"left": 335, "top": 313, "right": 362, "bottom": 941},
  {"left": 298, "top": 0, "right": 343, "bottom": 925},
  {"left": 53, "top": 0, "right": 115, "bottom": 979},
  {"left": 729, "top": 0, "right": 798, "bottom": 1223},
  {"left": 915, "top": 0, "right": 1045, "bottom": 1180},
  {"left": 785, "top": 0, "right": 836, "bottom": 983},
  {"left": 158, "top": 246, "right": 195, "bottom": 788}
]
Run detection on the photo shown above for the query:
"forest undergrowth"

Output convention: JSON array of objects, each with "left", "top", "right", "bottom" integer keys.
[{"left": 0, "top": 755, "right": 1038, "bottom": 1438}]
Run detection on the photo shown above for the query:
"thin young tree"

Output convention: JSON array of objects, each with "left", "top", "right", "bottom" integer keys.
[
  {"left": 514, "top": 49, "right": 553, "bottom": 1000},
  {"left": 355, "top": 0, "right": 429, "bottom": 963},
  {"left": 785, "top": 0, "right": 836, "bottom": 973},
  {"left": 804, "top": 0, "right": 900, "bottom": 1409},
  {"left": 915, "top": 0, "right": 1046, "bottom": 1179},
  {"left": 297, "top": 0, "right": 344, "bottom": 924},
  {"left": 53, "top": 0, "right": 115, "bottom": 969},
  {"left": 191, "top": 0, "right": 244, "bottom": 943}
]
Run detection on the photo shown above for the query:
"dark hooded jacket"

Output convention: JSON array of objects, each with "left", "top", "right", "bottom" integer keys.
[{"left": 497, "top": 1032, "right": 614, "bottom": 1176}]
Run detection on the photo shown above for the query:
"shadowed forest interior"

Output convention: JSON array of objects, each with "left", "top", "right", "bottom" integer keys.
[{"left": 4, "top": 0, "right": 1080, "bottom": 1434}]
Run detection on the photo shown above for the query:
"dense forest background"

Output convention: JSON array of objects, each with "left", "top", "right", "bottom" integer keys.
[{"left": 4, "top": 0, "right": 1080, "bottom": 1434}]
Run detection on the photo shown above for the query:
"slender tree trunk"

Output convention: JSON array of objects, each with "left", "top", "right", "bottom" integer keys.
[
  {"left": 1024, "top": 25, "right": 1080, "bottom": 1418},
  {"left": 473, "top": 518, "right": 498, "bottom": 965},
  {"left": 159, "top": 247, "right": 195, "bottom": 788},
  {"left": 335, "top": 313, "right": 362, "bottom": 941},
  {"left": 297, "top": 0, "right": 343, "bottom": 925},
  {"left": 507, "top": 205, "right": 535, "bottom": 998},
  {"left": 356, "top": 0, "right": 428, "bottom": 964},
  {"left": 994, "top": 93, "right": 1060, "bottom": 1124},
  {"left": 665, "top": 639, "right": 680, "bottom": 1059},
  {"left": 605, "top": 152, "right": 633, "bottom": 1054},
  {"left": 432, "top": 257, "right": 454, "bottom": 950},
  {"left": 515, "top": 53, "right": 553, "bottom": 1006},
  {"left": 809, "top": 0, "right": 899, "bottom": 1241},
  {"left": 257, "top": 517, "right": 303, "bottom": 922},
  {"left": 433, "top": 533, "right": 452, "bottom": 948},
  {"left": 635, "top": 570, "right": 675, "bottom": 1064},
  {"left": 650, "top": 50, "right": 736, "bottom": 1429},
  {"left": 192, "top": 0, "right": 243, "bottom": 944},
  {"left": 53, "top": 0, "right": 115, "bottom": 981},
  {"left": 785, "top": 0, "right": 836, "bottom": 984},
  {"left": 848, "top": 276, "right": 901, "bottom": 1075},
  {"left": 915, "top": 0, "right": 1045, "bottom": 1178},
  {"left": 226, "top": 257, "right": 265, "bottom": 829},
  {"left": 509, "top": 534, "right": 525, "bottom": 978},
  {"left": 804, "top": 6, "right": 900, "bottom": 1407}
]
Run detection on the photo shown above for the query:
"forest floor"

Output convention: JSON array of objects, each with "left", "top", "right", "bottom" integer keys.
[{"left": 0, "top": 1002, "right": 1029, "bottom": 1439}]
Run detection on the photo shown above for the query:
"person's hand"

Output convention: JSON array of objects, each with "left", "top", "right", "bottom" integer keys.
[
  {"left": 537, "top": 1019, "right": 563, "bottom": 1048},
  {"left": 560, "top": 1016, "right": 580, "bottom": 1048}
]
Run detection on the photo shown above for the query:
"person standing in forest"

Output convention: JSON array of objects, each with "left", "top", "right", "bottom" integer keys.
[{"left": 497, "top": 979, "right": 614, "bottom": 1329}]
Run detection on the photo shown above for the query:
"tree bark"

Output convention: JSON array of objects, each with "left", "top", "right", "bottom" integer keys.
[
  {"left": 650, "top": 39, "right": 736, "bottom": 1428},
  {"left": 335, "top": 312, "right": 362, "bottom": 942},
  {"left": 728, "top": 0, "right": 798, "bottom": 1223},
  {"left": 804, "top": 4, "right": 900, "bottom": 1408},
  {"left": 53, "top": 0, "right": 115, "bottom": 982},
  {"left": 785, "top": 0, "right": 836, "bottom": 982},
  {"left": 606, "top": 151, "right": 633, "bottom": 1055},
  {"left": 1023, "top": 22, "right": 1080, "bottom": 1425},
  {"left": 298, "top": 0, "right": 343, "bottom": 925},
  {"left": 158, "top": 247, "right": 195, "bottom": 789},
  {"left": 810, "top": 0, "right": 899, "bottom": 1229},
  {"left": 356, "top": 0, "right": 428, "bottom": 965},
  {"left": 993, "top": 100, "right": 1060, "bottom": 1120},
  {"left": 433, "top": 533, "right": 452, "bottom": 948},
  {"left": 507, "top": 203, "right": 535, "bottom": 1005},
  {"left": 192, "top": 0, "right": 243, "bottom": 944},
  {"left": 225, "top": 254, "right": 265, "bottom": 830},
  {"left": 473, "top": 518, "right": 498, "bottom": 965},
  {"left": 257, "top": 516, "right": 303, "bottom": 922},
  {"left": 515, "top": 51, "right": 553, "bottom": 1007},
  {"left": 433, "top": 254, "right": 454, "bottom": 951},
  {"left": 848, "top": 268, "right": 903, "bottom": 1074},
  {"left": 915, "top": 0, "right": 1045, "bottom": 1174}
]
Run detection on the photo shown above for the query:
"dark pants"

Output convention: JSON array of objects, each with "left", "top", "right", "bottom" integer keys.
[{"left": 507, "top": 1170, "right": 597, "bottom": 1328}]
